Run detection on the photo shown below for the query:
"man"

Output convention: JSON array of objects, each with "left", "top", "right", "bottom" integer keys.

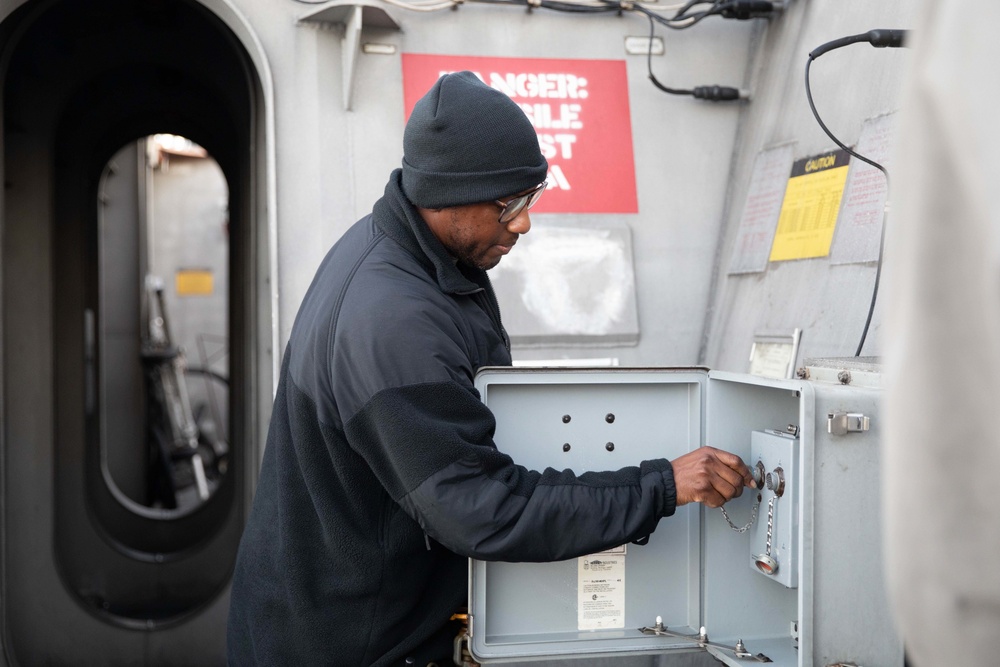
[{"left": 227, "top": 71, "right": 753, "bottom": 666}]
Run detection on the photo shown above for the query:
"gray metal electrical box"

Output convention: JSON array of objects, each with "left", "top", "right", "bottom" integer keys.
[{"left": 469, "top": 364, "right": 900, "bottom": 667}]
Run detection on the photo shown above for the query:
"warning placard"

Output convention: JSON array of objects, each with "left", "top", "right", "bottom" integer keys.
[
  {"left": 729, "top": 143, "right": 795, "bottom": 274},
  {"left": 402, "top": 54, "right": 638, "bottom": 215},
  {"left": 830, "top": 113, "right": 896, "bottom": 265},
  {"left": 175, "top": 269, "right": 214, "bottom": 296},
  {"left": 769, "top": 149, "right": 851, "bottom": 262},
  {"left": 578, "top": 546, "right": 626, "bottom": 630}
]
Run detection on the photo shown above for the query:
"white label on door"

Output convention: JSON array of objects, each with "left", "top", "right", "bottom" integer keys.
[{"left": 578, "top": 546, "right": 626, "bottom": 630}]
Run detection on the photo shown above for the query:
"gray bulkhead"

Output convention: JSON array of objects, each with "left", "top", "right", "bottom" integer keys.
[{"left": 0, "top": 0, "right": 917, "bottom": 664}]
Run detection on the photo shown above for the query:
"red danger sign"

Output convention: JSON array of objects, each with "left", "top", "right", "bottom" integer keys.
[{"left": 402, "top": 54, "right": 638, "bottom": 215}]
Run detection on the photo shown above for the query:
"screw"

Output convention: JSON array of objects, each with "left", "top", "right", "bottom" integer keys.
[
  {"left": 562, "top": 415, "right": 571, "bottom": 423},
  {"left": 796, "top": 367, "right": 808, "bottom": 379},
  {"left": 562, "top": 443, "right": 571, "bottom": 452},
  {"left": 606, "top": 442, "right": 615, "bottom": 451},
  {"left": 605, "top": 413, "right": 615, "bottom": 423},
  {"left": 837, "top": 370, "right": 851, "bottom": 385}
]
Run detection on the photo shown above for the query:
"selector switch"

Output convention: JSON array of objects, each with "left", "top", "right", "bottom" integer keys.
[{"left": 752, "top": 461, "right": 766, "bottom": 489}]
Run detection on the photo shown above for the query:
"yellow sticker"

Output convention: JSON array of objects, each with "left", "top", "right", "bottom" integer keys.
[
  {"left": 769, "top": 150, "right": 851, "bottom": 262},
  {"left": 175, "top": 269, "right": 214, "bottom": 296}
]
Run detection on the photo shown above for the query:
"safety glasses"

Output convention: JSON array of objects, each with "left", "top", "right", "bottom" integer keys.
[{"left": 495, "top": 181, "right": 547, "bottom": 225}]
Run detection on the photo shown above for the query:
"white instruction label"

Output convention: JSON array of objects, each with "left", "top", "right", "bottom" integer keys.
[{"left": 577, "top": 545, "right": 626, "bottom": 630}]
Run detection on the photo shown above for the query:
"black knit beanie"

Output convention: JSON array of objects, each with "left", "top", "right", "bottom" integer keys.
[{"left": 402, "top": 71, "right": 549, "bottom": 209}]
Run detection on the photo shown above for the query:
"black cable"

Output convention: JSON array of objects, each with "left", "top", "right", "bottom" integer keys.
[
  {"left": 641, "top": 8, "right": 747, "bottom": 101},
  {"left": 477, "top": 0, "right": 621, "bottom": 12},
  {"left": 643, "top": 10, "right": 694, "bottom": 96},
  {"left": 672, "top": 0, "right": 713, "bottom": 17},
  {"left": 664, "top": 4, "right": 720, "bottom": 30},
  {"left": 671, "top": 1, "right": 775, "bottom": 27},
  {"left": 541, "top": 0, "right": 620, "bottom": 13},
  {"left": 805, "top": 59, "right": 891, "bottom": 178},
  {"left": 804, "top": 29, "right": 908, "bottom": 356}
]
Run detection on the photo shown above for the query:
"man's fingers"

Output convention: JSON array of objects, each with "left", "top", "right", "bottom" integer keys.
[
  {"left": 710, "top": 447, "right": 754, "bottom": 487},
  {"left": 673, "top": 446, "right": 755, "bottom": 507},
  {"left": 712, "top": 460, "right": 746, "bottom": 499}
]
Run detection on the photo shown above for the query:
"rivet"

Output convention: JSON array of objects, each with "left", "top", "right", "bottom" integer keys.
[
  {"left": 605, "top": 413, "right": 615, "bottom": 423},
  {"left": 563, "top": 443, "right": 571, "bottom": 452},
  {"left": 562, "top": 415, "right": 571, "bottom": 423},
  {"left": 606, "top": 442, "right": 615, "bottom": 452}
]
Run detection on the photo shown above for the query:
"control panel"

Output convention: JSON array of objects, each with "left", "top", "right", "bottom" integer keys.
[
  {"left": 467, "top": 366, "right": 899, "bottom": 667},
  {"left": 748, "top": 429, "right": 799, "bottom": 589}
]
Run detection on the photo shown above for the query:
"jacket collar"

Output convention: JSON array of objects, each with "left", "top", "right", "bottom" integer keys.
[{"left": 372, "top": 169, "right": 484, "bottom": 296}]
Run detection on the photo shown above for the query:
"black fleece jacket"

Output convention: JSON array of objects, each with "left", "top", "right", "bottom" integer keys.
[{"left": 226, "top": 171, "right": 678, "bottom": 666}]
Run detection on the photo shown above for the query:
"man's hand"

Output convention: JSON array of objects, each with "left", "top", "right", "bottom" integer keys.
[{"left": 672, "top": 446, "right": 754, "bottom": 508}]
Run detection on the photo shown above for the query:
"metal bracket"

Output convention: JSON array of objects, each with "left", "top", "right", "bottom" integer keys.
[
  {"left": 638, "top": 618, "right": 771, "bottom": 662},
  {"left": 298, "top": 0, "right": 402, "bottom": 111},
  {"left": 827, "top": 412, "right": 870, "bottom": 436}
]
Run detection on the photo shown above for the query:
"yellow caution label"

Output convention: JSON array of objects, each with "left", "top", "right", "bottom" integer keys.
[
  {"left": 175, "top": 269, "right": 214, "bottom": 296},
  {"left": 769, "top": 150, "right": 850, "bottom": 262}
]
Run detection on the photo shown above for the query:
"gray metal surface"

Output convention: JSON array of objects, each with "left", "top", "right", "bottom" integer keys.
[
  {"left": 472, "top": 369, "right": 706, "bottom": 661},
  {"left": 286, "top": 0, "right": 756, "bottom": 367},
  {"left": 0, "top": 0, "right": 921, "bottom": 663},
  {"left": 808, "top": 376, "right": 900, "bottom": 667},
  {"left": 99, "top": 142, "right": 147, "bottom": 503},
  {"left": 491, "top": 221, "right": 640, "bottom": 347},
  {"left": 0, "top": 1, "right": 273, "bottom": 664},
  {"left": 701, "top": 0, "right": 920, "bottom": 370},
  {"left": 472, "top": 367, "right": 900, "bottom": 667},
  {"left": 472, "top": 368, "right": 810, "bottom": 664}
]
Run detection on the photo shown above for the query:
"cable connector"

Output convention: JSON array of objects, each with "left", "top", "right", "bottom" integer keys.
[
  {"left": 719, "top": 1, "right": 777, "bottom": 20},
  {"left": 809, "top": 29, "right": 910, "bottom": 59},
  {"left": 867, "top": 29, "right": 907, "bottom": 48},
  {"left": 692, "top": 85, "right": 749, "bottom": 102}
]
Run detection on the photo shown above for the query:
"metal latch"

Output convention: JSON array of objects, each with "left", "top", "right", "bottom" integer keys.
[{"left": 827, "top": 412, "right": 870, "bottom": 436}]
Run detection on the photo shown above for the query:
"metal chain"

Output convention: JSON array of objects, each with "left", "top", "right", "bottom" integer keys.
[
  {"left": 719, "top": 493, "right": 761, "bottom": 533},
  {"left": 764, "top": 496, "right": 775, "bottom": 556}
]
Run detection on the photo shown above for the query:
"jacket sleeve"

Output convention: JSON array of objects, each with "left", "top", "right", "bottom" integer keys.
[
  {"left": 332, "top": 268, "right": 677, "bottom": 563},
  {"left": 343, "top": 379, "right": 677, "bottom": 563}
]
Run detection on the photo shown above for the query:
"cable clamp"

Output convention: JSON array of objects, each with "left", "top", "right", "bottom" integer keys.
[
  {"left": 526, "top": 0, "right": 542, "bottom": 7},
  {"left": 618, "top": 0, "right": 634, "bottom": 10}
]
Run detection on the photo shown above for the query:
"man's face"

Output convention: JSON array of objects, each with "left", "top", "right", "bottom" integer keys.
[{"left": 421, "top": 186, "right": 540, "bottom": 271}]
